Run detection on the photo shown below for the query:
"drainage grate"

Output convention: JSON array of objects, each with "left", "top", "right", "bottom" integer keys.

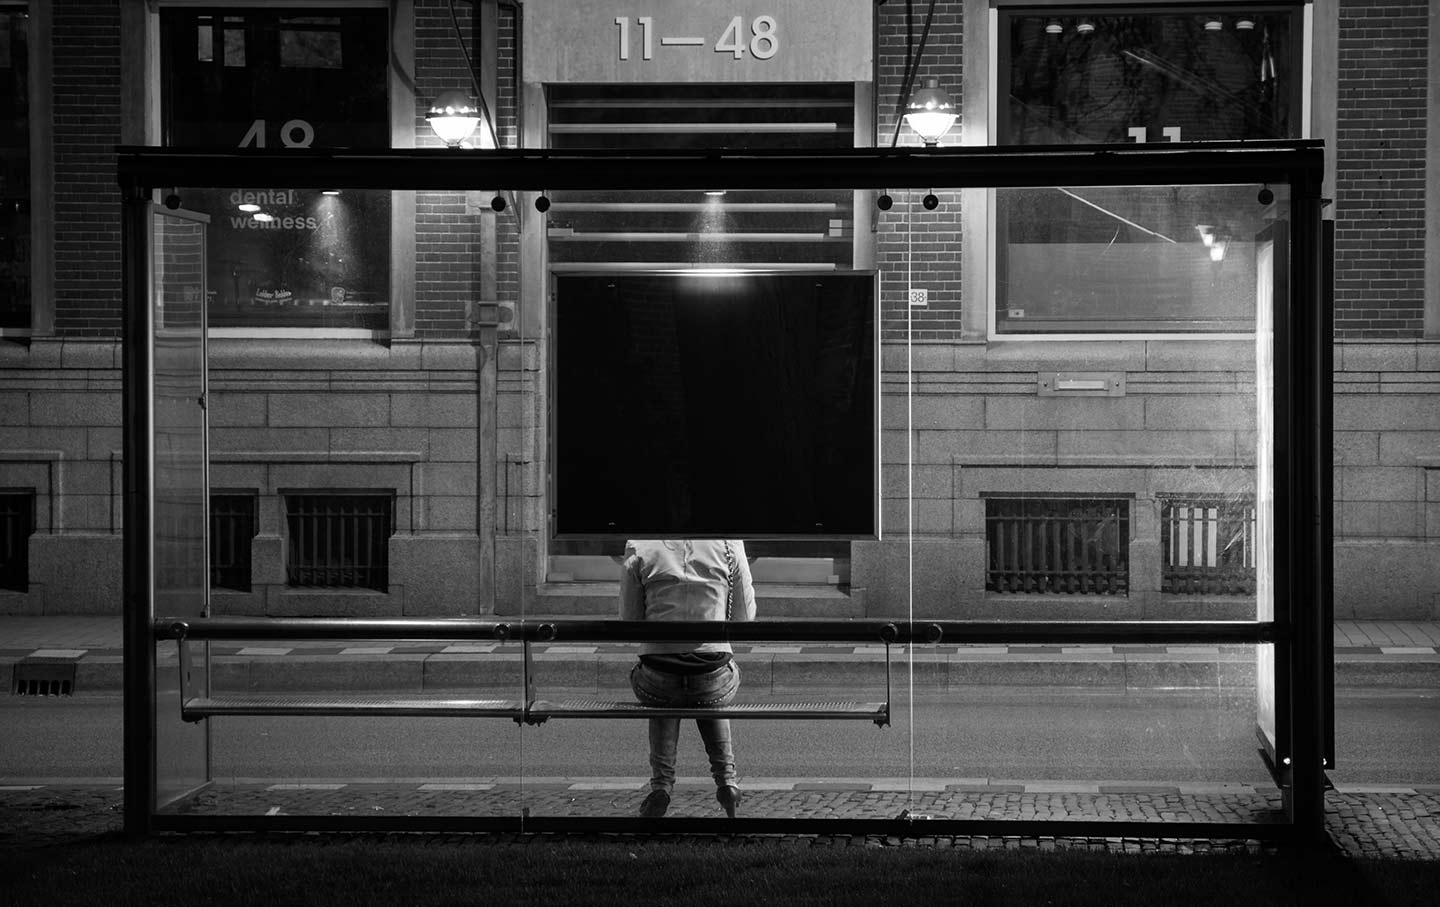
[{"left": 13, "top": 661, "right": 77, "bottom": 696}]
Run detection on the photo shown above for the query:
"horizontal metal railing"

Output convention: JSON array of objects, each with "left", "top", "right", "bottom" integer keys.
[{"left": 156, "top": 616, "right": 1281, "bottom": 646}]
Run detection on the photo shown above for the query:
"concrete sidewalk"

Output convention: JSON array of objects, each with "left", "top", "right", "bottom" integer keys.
[{"left": 3, "top": 616, "right": 1440, "bottom": 694}]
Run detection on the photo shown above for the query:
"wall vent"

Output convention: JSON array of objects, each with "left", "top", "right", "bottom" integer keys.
[{"left": 12, "top": 661, "right": 76, "bottom": 696}]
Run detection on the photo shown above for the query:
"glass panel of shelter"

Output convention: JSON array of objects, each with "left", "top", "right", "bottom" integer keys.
[
  {"left": 148, "top": 187, "right": 527, "bottom": 824},
  {"left": 151, "top": 207, "right": 211, "bottom": 811},
  {"left": 143, "top": 165, "right": 1293, "bottom": 830},
  {"left": 893, "top": 181, "right": 1285, "bottom": 826}
]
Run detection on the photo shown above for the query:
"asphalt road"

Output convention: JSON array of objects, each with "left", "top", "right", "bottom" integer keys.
[{"left": 3, "top": 689, "right": 1437, "bottom": 786}]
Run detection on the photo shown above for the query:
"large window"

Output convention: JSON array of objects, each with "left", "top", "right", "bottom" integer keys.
[
  {"left": 993, "top": 5, "right": 1303, "bottom": 335},
  {"left": 160, "top": 8, "right": 391, "bottom": 331},
  {"left": 0, "top": 5, "right": 29, "bottom": 330}
]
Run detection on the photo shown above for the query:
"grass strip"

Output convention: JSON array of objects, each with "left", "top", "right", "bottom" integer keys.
[{"left": 4, "top": 836, "right": 1438, "bottom": 906}]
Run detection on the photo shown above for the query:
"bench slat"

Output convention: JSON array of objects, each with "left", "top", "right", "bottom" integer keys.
[
  {"left": 529, "top": 699, "right": 889, "bottom": 721},
  {"left": 181, "top": 694, "right": 526, "bottom": 721}
]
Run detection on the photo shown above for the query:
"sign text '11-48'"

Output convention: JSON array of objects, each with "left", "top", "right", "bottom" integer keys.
[{"left": 615, "top": 15, "right": 778, "bottom": 61}]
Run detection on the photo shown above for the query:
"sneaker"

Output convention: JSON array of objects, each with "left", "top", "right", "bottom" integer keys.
[
  {"left": 715, "top": 785, "right": 741, "bottom": 819},
  {"left": 639, "top": 789, "right": 670, "bottom": 818}
]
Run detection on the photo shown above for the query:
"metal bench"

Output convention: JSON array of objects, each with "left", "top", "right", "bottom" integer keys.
[
  {"left": 179, "top": 693, "right": 527, "bottom": 721},
  {"left": 526, "top": 699, "right": 889, "bottom": 725},
  {"left": 517, "top": 629, "right": 891, "bottom": 726},
  {"left": 160, "top": 618, "right": 895, "bottom": 727}
]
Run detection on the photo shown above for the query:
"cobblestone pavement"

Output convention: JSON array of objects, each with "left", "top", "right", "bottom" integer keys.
[{"left": 2, "top": 784, "right": 1436, "bottom": 860}]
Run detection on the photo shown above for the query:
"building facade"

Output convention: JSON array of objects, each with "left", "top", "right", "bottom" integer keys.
[{"left": 0, "top": 0, "right": 1436, "bottom": 620}]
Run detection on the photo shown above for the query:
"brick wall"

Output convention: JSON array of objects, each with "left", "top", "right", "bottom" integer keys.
[
  {"left": 414, "top": 0, "right": 485, "bottom": 337},
  {"left": 495, "top": 10, "right": 520, "bottom": 323},
  {"left": 875, "top": 1, "right": 965, "bottom": 343},
  {"left": 1333, "top": 0, "right": 1429, "bottom": 337},
  {"left": 52, "top": 1, "right": 123, "bottom": 337}
]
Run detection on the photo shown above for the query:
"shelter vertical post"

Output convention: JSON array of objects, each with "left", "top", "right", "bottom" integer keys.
[
  {"left": 1288, "top": 167, "right": 1330, "bottom": 844},
  {"left": 121, "top": 188, "right": 156, "bottom": 837}
]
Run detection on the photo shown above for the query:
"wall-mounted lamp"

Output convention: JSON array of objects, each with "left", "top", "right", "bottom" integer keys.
[
  {"left": 904, "top": 77, "right": 957, "bottom": 146},
  {"left": 1209, "top": 235, "right": 1230, "bottom": 262},
  {"left": 1236, "top": 16, "right": 1256, "bottom": 30},
  {"left": 1196, "top": 224, "right": 1216, "bottom": 247},
  {"left": 427, "top": 89, "right": 482, "bottom": 148},
  {"left": 1075, "top": 18, "right": 1095, "bottom": 34},
  {"left": 1045, "top": 18, "right": 1063, "bottom": 35},
  {"left": 1204, "top": 16, "right": 1224, "bottom": 31}
]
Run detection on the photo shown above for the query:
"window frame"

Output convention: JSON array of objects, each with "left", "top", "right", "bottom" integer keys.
[
  {"left": 139, "top": 0, "right": 415, "bottom": 341},
  {"left": 0, "top": 2, "right": 52, "bottom": 338},
  {"left": 966, "top": 0, "right": 1313, "bottom": 342}
]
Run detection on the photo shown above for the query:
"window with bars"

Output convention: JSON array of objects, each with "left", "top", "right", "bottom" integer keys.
[
  {"left": 1160, "top": 496, "right": 1257, "bottom": 595},
  {"left": 210, "top": 493, "right": 257, "bottom": 592},
  {"left": 544, "top": 83, "right": 856, "bottom": 272},
  {"left": 985, "top": 496, "right": 1130, "bottom": 595},
  {"left": 283, "top": 492, "right": 394, "bottom": 591},
  {"left": 0, "top": 490, "right": 34, "bottom": 591}
]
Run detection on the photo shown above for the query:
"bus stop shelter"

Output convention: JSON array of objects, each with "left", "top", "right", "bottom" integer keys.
[{"left": 116, "top": 141, "right": 1332, "bottom": 842}]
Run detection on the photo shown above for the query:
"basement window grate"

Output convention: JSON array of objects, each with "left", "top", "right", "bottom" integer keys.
[{"left": 13, "top": 661, "right": 76, "bottom": 696}]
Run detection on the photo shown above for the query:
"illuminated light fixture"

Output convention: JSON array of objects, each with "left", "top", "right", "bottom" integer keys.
[
  {"left": 1236, "top": 16, "right": 1256, "bottom": 30},
  {"left": 426, "top": 89, "right": 481, "bottom": 148},
  {"left": 1044, "top": 18, "right": 1062, "bottom": 35},
  {"left": 252, "top": 212, "right": 275, "bottom": 223},
  {"left": 237, "top": 203, "right": 261, "bottom": 213},
  {"left": 1075, "top": 18, "right": 1095, "bottom": 34},
  {"left": 904, "top": 77, "right": 957, "bottom": 146},
  {"left": 1196, "top": 224, "right": 1216, "bottom": 247},
  {"left": 1210, "top": 236, "right": 1230, "bottom": 262},
  {"left": 1204, "top": 16, "right": 1224, "bottom": 31},
  {"left": 321, "top": 189, "right": 341, "bottom": 196},
  {"left": 705, "top": 190, "right": 727, "bottom": 197}
]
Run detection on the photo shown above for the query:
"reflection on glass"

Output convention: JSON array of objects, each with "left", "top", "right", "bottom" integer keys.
[
  {"left": 997, "top": 184, "right": 1282, "bottom": 333},
  {"left": 160, "top": 7, "right": 390, "bottom": 330},
  {"left": 198, "top": 187, "right": 390, "bottom": 329}
]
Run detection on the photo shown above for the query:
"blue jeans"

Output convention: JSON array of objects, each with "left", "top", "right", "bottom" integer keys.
[{"left": 629, "top": 660, "right": 740, "bottom": 793}]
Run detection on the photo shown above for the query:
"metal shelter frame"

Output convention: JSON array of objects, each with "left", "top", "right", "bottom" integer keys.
[{"left": 117, "top": 140, "right": 1331, "bottom": 842}]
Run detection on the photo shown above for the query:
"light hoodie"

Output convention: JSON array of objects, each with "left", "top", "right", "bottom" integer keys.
[{"left": 619, "top": 539, "right": 757, "bottom": 656}]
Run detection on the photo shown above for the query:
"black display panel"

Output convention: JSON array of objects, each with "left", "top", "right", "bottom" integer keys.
[{"left": 554, "top": 272, "right": 877, "bottom": 538}]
